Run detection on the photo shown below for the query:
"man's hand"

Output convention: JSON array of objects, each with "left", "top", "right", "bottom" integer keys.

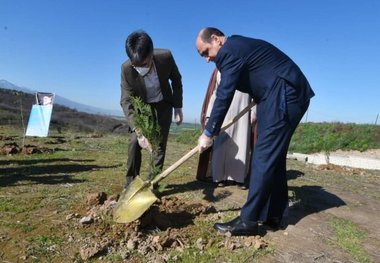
[
  {"left": 135, "top": 129, "right": 152, "bottom": 152},
  {"left": 198, "top": 133, "right": 213, "bottom": 153},
  {"left": 174, "top": 108, "right": 183, "bottom": 125}
]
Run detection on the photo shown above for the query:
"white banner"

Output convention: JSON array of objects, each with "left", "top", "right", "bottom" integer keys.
[{"left": 25, "top": 92, "right": 55, "bottom": 137}]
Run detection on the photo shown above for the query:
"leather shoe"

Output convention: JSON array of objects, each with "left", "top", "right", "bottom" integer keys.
[
  {"left": 214, "top": 216, "right": 258, "bottom": 236},
  {"left": 262, "top": 217, "right": 282, "bottom": 231}
]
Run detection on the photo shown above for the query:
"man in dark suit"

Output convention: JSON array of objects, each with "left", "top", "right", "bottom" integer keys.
[
  {"left": 121, "top": 30, "right": 183, "bottom": 186},
  {"left": 196, "top": 27, "right": 315, "bottom": 236}
]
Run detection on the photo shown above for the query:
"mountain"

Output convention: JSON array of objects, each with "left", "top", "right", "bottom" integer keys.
[
  {"left": 0, "top": 79, "right": 31, "bottom": 93},
  {"left": 0, "top": 79, "right": 123, "bottom": 117}
]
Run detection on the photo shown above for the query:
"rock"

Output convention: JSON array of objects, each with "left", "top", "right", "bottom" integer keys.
[
  {"left": 127, "top": 239, "right": 137, "bottom": 250},
  {"left": 80, "top": 246, "right": 101, "bottom": 260},
  {"left": 79, "top": 216, "right": 93, "bottom": 224},
  {"left": 66, "top": 213, "right": 78, "bottom": 220},
  {"left": 152, "top": 235, "right": 160, "bottom": 243},
  {"left": 196, "top": 237, "right": 205, "bottom": 250}
]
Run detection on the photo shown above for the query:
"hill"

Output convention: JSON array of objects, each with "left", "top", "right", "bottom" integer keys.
[
  {"left": 0, "top": 88, "right": 128, "bottom": 134},
  {"left": 0, "top": 79, "right": 123, "bottom": 116}
]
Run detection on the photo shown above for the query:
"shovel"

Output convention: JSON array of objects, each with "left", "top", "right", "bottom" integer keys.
[{"left": 113, "top": 101, "right": 256, "bottom": 223}]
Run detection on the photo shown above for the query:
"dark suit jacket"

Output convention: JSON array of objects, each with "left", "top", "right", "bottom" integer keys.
[
  {"left": 120, "top": 48, "right": 183, "bottom": 129},
  {"left": 206, "top": 35, "right": 315, "bottom": 136}
]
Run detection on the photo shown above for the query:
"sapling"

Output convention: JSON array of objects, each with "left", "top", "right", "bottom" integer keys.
[{"left": 130, "top": 96, "right": 161, "bottom": 180}]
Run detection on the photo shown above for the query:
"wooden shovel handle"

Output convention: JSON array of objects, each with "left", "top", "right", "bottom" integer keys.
[{"left": 151, "top": 100, "right": 256, "bottom": 185}]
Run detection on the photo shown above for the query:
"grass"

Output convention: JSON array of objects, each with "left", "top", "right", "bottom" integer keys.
[
  {"left": 1, "top": 123, "right": 379, "bottom": 262},
  {"left": 0, "top": 198, "right": 26, "bottom": 213},
  {"left": 289, "top": 122, "right": 380, "bottom": 153},
  {"left": 170, "top": 122, "right": 380, "bottom": 153},
  {"left": 330, "top": 217, "right": 371, "bottom": 263},
  {"left": 167, "top": 244, "right": 273, "bottom": 263},
  {"left": 26, "top": 234, "right": 64, "bottom": 248},
  {"left": 26, "top": 234, "right": 65, "bottom": 262},
  {"left": 0, "top": 126, "right": 275, "bottom": 262}
]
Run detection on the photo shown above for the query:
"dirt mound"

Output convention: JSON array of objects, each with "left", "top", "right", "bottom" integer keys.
[{"left": 69, "top": 192, "right": 268, "bottom": 261}]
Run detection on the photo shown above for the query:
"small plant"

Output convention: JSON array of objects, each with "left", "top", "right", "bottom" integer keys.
[{"left": 130, "top": 96, "right": 161, "bottom": 180}]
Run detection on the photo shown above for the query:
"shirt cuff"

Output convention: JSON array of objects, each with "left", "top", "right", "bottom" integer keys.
[{"left": 203, "top": 129, "right": 212, "bottom": 137}]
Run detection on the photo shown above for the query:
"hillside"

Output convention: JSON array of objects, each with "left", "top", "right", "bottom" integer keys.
[
  {"left": 0, "top": 79, "right": 124, "bottom": 116},
  {"left": 0, "top": 88, "right": 128, "bottom": 134}
]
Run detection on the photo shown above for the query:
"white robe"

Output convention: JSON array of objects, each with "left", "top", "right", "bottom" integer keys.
[{"left": 206, "top": 72, "right": 254, "bottom": 184}]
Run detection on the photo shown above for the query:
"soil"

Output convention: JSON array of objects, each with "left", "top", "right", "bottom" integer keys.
[
  {"left": 159, "top": 153, "right": 380, "bottom": 263},
  {"left": 1, "top": 140, "right": 379, "bottom": 262},
  {"left": 76, "top": 156, "right": 380, "bottom": 262}
]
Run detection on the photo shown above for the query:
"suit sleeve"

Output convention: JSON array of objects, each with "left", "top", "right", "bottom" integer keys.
[
  {"left": 120, "top": 64, "right": 136, "bottom": 130},
  {"left": 168, "top": 52, "right": 183, "bottom": 108},
  {"left": 205, "top": 51, "right": 245, "bottom": 136}
]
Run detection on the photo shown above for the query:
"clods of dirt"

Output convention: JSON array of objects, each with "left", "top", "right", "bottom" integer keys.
[
  {"left": 1, "top": 142, "right": 20, "bottom": 154},
  {"left": 317, "top": 163, "right": 366, "bottom": 175},
  {"left": 140, "top": 196, "right": 217, "bottom": 230},
  {"left": 71, "top": 192, "right": 267, "bottom": 261},
  {"left": 1, "top": 142, "right": 55, "bottom": 155}
]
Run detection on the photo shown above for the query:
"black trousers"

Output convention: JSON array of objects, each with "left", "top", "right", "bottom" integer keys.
[
  {"left": 241, "top": 79, "right": 310, "bottom": 222},
  {"left": 126, "top": 100, "right": 172, "bottom": 181}
]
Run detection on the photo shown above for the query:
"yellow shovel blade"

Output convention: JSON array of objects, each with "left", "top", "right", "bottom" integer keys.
[
  {"left": 118, "top": 176, "right": 147, "bottom": 203},
  {"left": 113, "top": 176, "right": 158, "bottom": 223}
]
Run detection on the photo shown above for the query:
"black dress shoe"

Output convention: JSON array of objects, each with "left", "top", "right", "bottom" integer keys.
[
  {"left": 214, "top": 216, "right": 259, "bottom": 236},
  {"left": 262, "top": 217, "right": 282, "bottom": 231}
]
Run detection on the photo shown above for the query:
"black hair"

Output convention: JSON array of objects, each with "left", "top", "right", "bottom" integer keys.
[
  {"left": 125, "top": 30, "right": 154, "bottom": 65},
  {"left": 200, "top": 27, "right": 225, "bottom": 43}
]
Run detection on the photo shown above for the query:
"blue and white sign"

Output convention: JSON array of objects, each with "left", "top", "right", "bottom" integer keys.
[{"left": 25, "top": 92, "right": 55, "bottom": 137}]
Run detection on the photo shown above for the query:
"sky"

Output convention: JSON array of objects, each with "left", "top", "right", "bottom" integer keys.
[{"left": 1, "top": 0, "right": 379, "bottom": 124}]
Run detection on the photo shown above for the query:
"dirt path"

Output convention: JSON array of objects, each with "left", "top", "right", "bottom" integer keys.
[{"left": 179, "top": 159, "right": 380, "bottom": 263}]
